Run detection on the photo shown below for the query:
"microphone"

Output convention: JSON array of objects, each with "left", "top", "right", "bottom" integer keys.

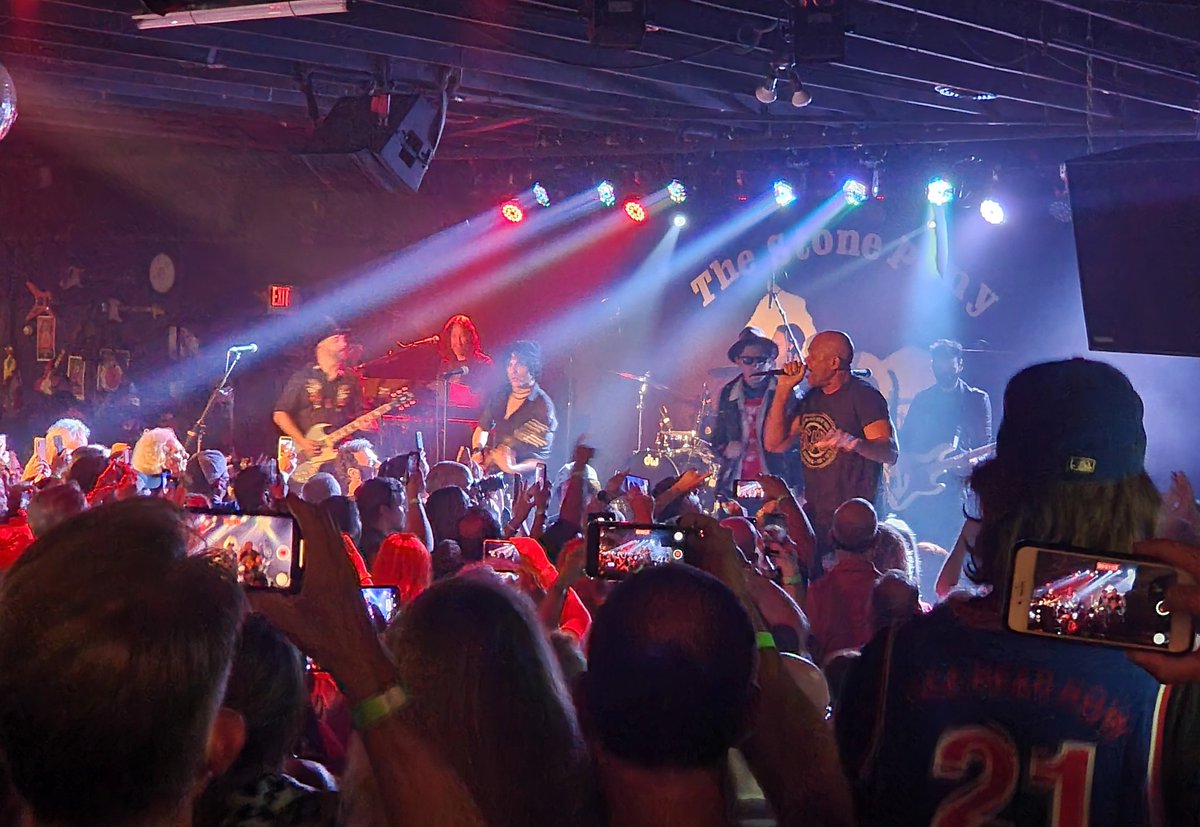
[
  {"left": 397, "top": 334, "right": 440, "bottom": 349},
  {"left": 227, "top": 344, "right": 258, "bottom": 354},
  {"left": 751, "top": 367, "right": 872, "bottom": 378},
  {"left": 438, "top": 365, "right": 469, "bottom": 379}
]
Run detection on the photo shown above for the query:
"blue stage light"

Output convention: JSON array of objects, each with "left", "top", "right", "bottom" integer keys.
[
  {"left": 597, "top": 181, "right": 616, "bottom": 207},
  {"left": 532, "top": 182, "right": 551, "bottom": 207},
  {"left": 773, "top": 180, "right": 796, "bottom": 207},
  {"left": 842, "top": 178, "right": 868, "bottom": 206},
  {"left": 980, "top": 198, "right": 1005, "bottom": 224},
  {"left": 927, "top": 177, "right": 955, "bottom": 207}
]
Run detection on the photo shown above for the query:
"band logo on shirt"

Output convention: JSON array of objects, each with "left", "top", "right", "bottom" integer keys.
[{"left": 799, "top": 412, "right": 837, "bottom": 469}]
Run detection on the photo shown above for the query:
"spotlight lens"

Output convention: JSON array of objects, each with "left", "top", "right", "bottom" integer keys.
[
  {"left": 980, "top": 198, "right": 1005, "bottom": 224},
  {"left": 624, "top": 200, "right": 646, "bottom": 223},
  {"left": 673, "top": 214, "right": 687, "bottom": 227},
  {"left": 927, "top": 177, "right": 955, "bottom": 207},
  {"left": 773, "top": 180, "right": 796, "bottom": 207},
  {"left": 532, "top": 182, "right": 550, "bottom": 208},
  {"left": 842, "top": 178, "right": 869, "bottom": 206},
  {"left": 501, "top": 202, "right": 524, "bottom": 223},
  {"left": 667, "top": 179, "right": 687, "bottom": 204},
  {"left": 597, "top": 181, "right": 616, "bottom": 207}
]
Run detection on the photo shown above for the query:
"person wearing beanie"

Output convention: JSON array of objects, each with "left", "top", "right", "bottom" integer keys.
[{"left": 712, "top": 326, "right": 804, "bottom": 501}]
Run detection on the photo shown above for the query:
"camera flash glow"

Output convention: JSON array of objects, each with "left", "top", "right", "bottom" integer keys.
[{"left": 1153, "top": 632, "right": 1167, "bottom": 645}]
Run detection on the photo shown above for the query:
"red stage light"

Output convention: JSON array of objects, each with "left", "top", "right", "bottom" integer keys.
[
  {"left": 624, "top": 200, "right": 646, "bottom": 222},
  {"left": 501, "top": 202, "right": 524, "bottom": 223}
]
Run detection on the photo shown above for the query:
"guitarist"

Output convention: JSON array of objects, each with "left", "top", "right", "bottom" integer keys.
[
  {"left": 273, "top": 324, "right": 366, "bottom": 461},
  {"left": 898, "top": 339, "right": 992, "bottom": 547},
  {"left": 471, "top": 340, "right": 556, "bottom": 477}
]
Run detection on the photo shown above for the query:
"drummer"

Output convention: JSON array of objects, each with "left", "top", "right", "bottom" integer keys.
[{"left": 711, "top": 326, "right": 805, "bottom": 501}]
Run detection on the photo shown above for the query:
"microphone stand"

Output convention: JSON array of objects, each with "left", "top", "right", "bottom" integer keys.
[
  {"left": 766, "top": 271, "right": 803, "bottom": 362},
  {"left": 186, "top": 350, "right": 245, "bottom": 454}
]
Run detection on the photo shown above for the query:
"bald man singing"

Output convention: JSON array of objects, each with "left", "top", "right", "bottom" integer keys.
[{"left": 764, "top": 331, "right": 898, "bottom": 568}]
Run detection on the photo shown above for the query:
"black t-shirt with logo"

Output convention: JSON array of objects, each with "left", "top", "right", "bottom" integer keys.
[
  {"left": 274, "top": 365, "right": 363, "bottom": 437},
  {"left": 794, "top": 376, "right": 891, "bottom": 537}
]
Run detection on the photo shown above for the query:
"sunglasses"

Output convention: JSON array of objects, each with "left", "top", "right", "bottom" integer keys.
[{"left": 738, "top": 356, "right": 772, "bottom": 365}]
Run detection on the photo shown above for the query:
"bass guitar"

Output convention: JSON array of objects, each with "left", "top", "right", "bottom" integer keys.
[
  {"left": 885, "top": 440, "right": 996, "bottom": 511},
  {"left": 290, "top": 387, "right": 416, "bottom": 484}
]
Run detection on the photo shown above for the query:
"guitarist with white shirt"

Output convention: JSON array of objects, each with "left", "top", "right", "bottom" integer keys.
[{"left": 895, "top": 339, "right": 993, "bottom": 548}]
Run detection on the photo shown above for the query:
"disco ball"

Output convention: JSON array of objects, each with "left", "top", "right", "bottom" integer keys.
[{"left": 0, "top": 64, "right": 16, "bottom": 143}]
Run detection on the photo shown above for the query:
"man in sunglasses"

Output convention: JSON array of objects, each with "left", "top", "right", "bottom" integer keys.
[{"left": 711, "top": 327, "right": 804, "bottom": 502}]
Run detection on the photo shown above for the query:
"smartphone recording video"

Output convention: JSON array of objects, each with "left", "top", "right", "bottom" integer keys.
[
  {"left": 736, "top": 479, "right": 765, "bottom": 499},
  {"left": 625, "top": 474, "right": 650, "bottom": 495},
  {"left": 362, "top": 586, "right": 399, "bottom": 624},
  {"left": 483, "top": 539, "right": 521, "bottom": 563},
  {"left": 534, "top": 462, "right": 548, "bottom": 487},
  {"left": 1007, "top": 543, "right": 1195, "bottom": 653},
  {"left": 587, "top": 521, "right": 687, "bottom": 580},
  {"left": 186, "top": 508, "right": 303, "bottom": 592}
]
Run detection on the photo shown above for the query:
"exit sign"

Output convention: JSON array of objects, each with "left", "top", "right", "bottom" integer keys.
[{"left": 269, "top": 285, "right": 293, "bottom": 309}]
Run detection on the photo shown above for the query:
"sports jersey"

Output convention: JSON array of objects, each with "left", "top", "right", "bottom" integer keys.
[{"left": 837, "top": 599, "right": 1163, "bottom": 827}]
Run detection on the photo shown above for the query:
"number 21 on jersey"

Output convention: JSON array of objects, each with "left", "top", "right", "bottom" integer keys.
[{"left": 930, "top": 725, "right": 1096, "bottom": 827}]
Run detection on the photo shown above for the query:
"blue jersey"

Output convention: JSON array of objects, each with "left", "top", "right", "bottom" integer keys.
[{"left": 837, "top": 600, "right": 1164, "bottom": 827}]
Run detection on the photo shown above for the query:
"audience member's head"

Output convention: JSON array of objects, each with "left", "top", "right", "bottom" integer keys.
[
  {"left": 27, "top": 481, "right": 86, "bottom": 538},
  {"left": 831, "top": 498, "right": 878, "bottom": 554},
  {"left": 65, "top": 445, "right": 109, "bottom": 495},
  {"left": 873, "top": 518, "right": 918, "bottom": 582},
  {"left": 233, "top": 464, "right": 275, "bottom": 512},
  {"left": 431, "top": 538, "right": 464, "bottom": 581},
  {"left": 355, "top": 477, "right": 406, "bottom": 534},
  {"left": 343, "top": 575, "right": 590, "bottom": 827},
  {"left": 371, "top": 533, "right": 432, "bottom": 605},
  {"left": 321, "top": 495, "right": 362, "bottom": 548},
  {"left": 456, "top": 504, "right": 503, "bottom": 562},
  {"left": 967, "top": 359, "right": 1158, "bottom": 588},
  {"left": 335, "top": 439, "right": 378, "bottom": 496},
  {"left": 425, "top": 461, "right": 471, "bottom": 493},
  {"left": 46, "top": 417, "right": 90, "bottom": 460},
  {"left": 871, "top": 569, "right": 922, "bottom": 635},
  {"left": 580, "top": 564, "right": 755, "bottom": 770},
  {"left": 652, "top": 475, "right": 703, "bottom": 522},
  {"left": 184, "top": 450, "right": 230, "bottom": 503},
  {"left": 0, "top": 498, "right": 246, "bottom": 827},
  {"left": 426, "top": 486, "right": 470, "bottom": 547},
  {"left": 300, "top": 472, "right": 341, "bottom": 504},
  {"left": 719, "top": 516, "right": 761, "bottom": 564},
  {"left": 822, "top": 649, "right": 862, "bottom": 705},
  {"left": 132, "top": 427, "right": 186, "bottom": 485}
]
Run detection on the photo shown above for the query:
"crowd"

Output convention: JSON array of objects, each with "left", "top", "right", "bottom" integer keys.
[{"left": 0, "top": 355, "right": 1199, "bottom": 827}]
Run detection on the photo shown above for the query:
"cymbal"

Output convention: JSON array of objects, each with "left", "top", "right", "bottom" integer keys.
[
  {"left": 610, "top": 370, "right": 673, "bottom": 392},
  {"left": 707, "top": 366, "right": 740, "bottom": 379}
]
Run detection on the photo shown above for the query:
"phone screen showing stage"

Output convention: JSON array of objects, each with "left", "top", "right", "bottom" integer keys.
[
  {"left": 1026, "top": 549, "right": 1178, "bottom": 648},
  {"left": 594, "top": 523, "right": 685, "bottom": 580},
  {"left": 187, "top": 511, "right": 299, "bottom": 590}
]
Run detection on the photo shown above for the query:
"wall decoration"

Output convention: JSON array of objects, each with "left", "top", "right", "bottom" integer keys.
[
  {"left": 97, "top": 348, "right": 125, "bottom": 393},
  {"left": 35, "top": 351, "right": 66, "bottom": 396},
  {"left": 25, "top": 281, "right": 53, "bottom": 323},
  {"left": 35, "top": 315, "right": 56, "bottom": 362},
  {"left": 67, "top": 356, "right": 86, "bottom": 401},
  {"left": 60, "top": 266, "right": 84, "bottom": 291},
  {"left": 149, "top": 253, "right": 176, "bottom": 293},
  {"left": 1, "top": 347, "right": 22, "bottom": 414},
  {"left": 103, "top": 298, "right": 166, "bottom": 323}
]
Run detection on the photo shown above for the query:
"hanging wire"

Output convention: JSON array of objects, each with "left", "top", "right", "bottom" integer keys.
[{"left": 1085, "top": 14, "right": 1095, "bottom": 154}]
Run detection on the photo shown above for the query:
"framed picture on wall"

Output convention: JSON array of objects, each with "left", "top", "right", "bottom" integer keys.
[
  {"left": 67, "top": 356, "right": 86, "bottom": 401},
  {"left": 35, "top": 315, "right": 56, "bottom": 362}
]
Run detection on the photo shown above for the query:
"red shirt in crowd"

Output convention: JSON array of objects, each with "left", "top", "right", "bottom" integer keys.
[
  {"left": 805, "top": 554, "right": 880, "bottom": 664},
  {"left": 0, "top": 515, "right": 35, "bottom": 572}
]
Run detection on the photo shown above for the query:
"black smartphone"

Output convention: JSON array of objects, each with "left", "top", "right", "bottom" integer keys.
[
  {"left": 51, "top": 435, "right": 64, "bottom": 455},
  {"left": 586, "top": 520, "right": 687, "bottom": 580},
  {"left": 534, "top": 462, "right": 548, "bottom": 487},
  {"left": 185, "top": 507, "right": 304, "bottom": 593},
  {"left": 1007, "top": 542, "right": 1196, "bottom": 654},
  {"left": 362, "top": 586, "right": 399, "bottom": 624},
  {"left": 736, "top": 479, "right": 765, "bottom": 499},
  {"left": 625, "top": 474, "right": 650, "bottom": 494}
]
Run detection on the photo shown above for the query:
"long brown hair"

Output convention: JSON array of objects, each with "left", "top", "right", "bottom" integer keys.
[
  {"left": 965, "top": 457, "right": 1162, "bottom": 591},
  {"left": 438, "top": 314, "right": 492, "bottom": 364}
]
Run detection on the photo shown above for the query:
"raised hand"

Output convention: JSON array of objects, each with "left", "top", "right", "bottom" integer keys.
[{"left": 776, "top": 359, "right": 808, "bottom": 393}]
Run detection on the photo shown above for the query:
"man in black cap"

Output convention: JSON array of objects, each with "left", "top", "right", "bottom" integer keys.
[
  {"left": 272, "top": 321, "right": 365, "bottom": 461},
  {"left": 712, "top": 326, "right": 803, "bottom": 500}
]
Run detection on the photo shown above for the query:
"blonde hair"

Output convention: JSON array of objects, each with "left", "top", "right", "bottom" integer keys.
[{"left": 132, "top": 428, "right": 182, "bottom": 476}]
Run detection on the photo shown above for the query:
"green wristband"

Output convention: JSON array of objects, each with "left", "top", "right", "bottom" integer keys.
[
  {"left": 755, "top": 631, "right": 777, "bottom": 651},
  {"left": 350, "top": 684, "right": 408, "bottom": 731}
]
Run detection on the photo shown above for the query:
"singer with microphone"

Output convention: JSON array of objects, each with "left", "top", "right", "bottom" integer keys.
[
  {"left": 471, "top": 340, "right": 556, "bottom": 477},
  {"left": 272, "top": 320, "right": 366, "bottom": 459},
  {"left": 763, "top": 330, "right": 898, "bottom": 567},
  {"left": 437, "top": 314, "right": 496, "bottom": 408},
  {"left": 711, "top": 326, "right": 804, "bottom": 501}
]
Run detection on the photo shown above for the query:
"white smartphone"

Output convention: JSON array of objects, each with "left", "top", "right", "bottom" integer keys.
[{"left": 1007, "top": 543, "right": 1196, "bottom": 654}]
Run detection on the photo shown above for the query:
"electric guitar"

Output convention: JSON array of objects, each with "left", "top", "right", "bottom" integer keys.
[
  {"left": 289, "top": 387, "right": 416, "bottom": 484},
  {"left": 885, "top": 440, "right": 996, "bottom": 511}
]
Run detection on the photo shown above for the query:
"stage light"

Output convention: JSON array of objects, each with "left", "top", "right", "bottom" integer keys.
[
  {"left": 597, "top": 180, "right": 617, "bottom": 207},
  {"left": 667, "top": 179, "right": 687, "bottom": 204},
  {"left": 791, "top": 83, "right": 812, "bottom": 108},
  {"left": 756, "top": 77, "right": 779, "bottom": 104},
  {"left": 624, "top": 200, "right": 646, "bottom": 223},
  {"left": 773, "top": 180, "right": 796, "bottom": 207},
  {"left": 980, "top": 198, "right": 1005, "bottom": 224},
  {"left": 501, "top": 202, "right": 524, "bottom": 223},
  {"left": 927, "top": 177, "right": 955, "bottom": 207},
  {"left": 673, "top": 214, "right": 687, "bottom": 228},
  {"left": 842, "top": 178, "right": 868, "bottom": 206},
  {"left": 532, "top": 182, "right": 551, "bottom": 208}
]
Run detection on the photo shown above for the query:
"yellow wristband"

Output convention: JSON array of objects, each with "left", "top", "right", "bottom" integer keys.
[
  {"left": 755, "top": 631, "right": 777, "bottom": 651},
  {"left": 350, "top": 684, "right": 407, "bottom": 731}
]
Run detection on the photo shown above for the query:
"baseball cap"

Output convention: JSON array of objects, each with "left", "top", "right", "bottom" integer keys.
[
  {"left": 997, "top": 358, "right": 1146, "bottom": 484},
  {"left": 196, "top": 450, "right": 228, "bottom": 484}
]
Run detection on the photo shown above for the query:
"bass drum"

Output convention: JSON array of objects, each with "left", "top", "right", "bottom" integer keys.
[{"left": 629, "top": 450, "right": 679, "bottom": 487}]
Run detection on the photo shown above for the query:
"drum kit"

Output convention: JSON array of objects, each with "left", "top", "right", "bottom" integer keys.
[{"left": 611, "top": 369, "right": 721, "bottom": 486}]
